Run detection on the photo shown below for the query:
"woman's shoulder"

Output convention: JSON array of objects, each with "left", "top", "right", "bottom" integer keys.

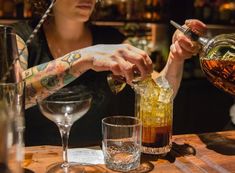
[
  {"left": 90, "top": 24, "right": 126, "bottom": 44},
  {"left": 11, "top": 20, "right": 35, "bottom": 41}
]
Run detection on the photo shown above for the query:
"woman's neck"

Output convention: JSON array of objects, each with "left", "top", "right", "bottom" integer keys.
[
  {"left": 48, "top": 16, "right": 87, "bottom": 42},
  {"left": 44, "top": 17, "right": 92, "bottom": 58}
]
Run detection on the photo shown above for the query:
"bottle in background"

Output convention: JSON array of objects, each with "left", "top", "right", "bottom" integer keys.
[
  {"left": 0, "top": 0, "right": 3, "bottom": 17},
  {"left": 2, "top": 0, "right": 16, "bottom": 18},
  {"left": 203, "top": 0, "right": 213, "bottom": 23},
  {"left": 144, "top": 0, "right": 153, "bottom": 20},
  {"left": 23, "top": 0, "right": 32, "bottom": 18},
  {"left": 15, "top": 0, "right": 24, "bottom": 18},
  {"left": 219, "top": 0, "right": 235, "bottom": 24}
]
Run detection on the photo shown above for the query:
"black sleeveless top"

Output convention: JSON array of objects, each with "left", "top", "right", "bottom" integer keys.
[{"left": 12, "top": 20, "right": 135, "bottom": 147}]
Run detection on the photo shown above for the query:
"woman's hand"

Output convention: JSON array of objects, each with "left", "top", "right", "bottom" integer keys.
[
  {"left": 82, "top": 44, "right": 153, "bottom": 84},
  {"left": 170, "top": 19, "right": 207, "bottom": 62}
]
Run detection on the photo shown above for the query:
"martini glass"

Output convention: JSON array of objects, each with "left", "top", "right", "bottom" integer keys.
[{"left": 38, "top": 86, "right": 92, "bottom": 173}]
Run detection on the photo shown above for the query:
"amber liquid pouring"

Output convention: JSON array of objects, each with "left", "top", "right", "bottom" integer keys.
[
  {"left": 201, "top": 59, "right": 235, "bottom": 95},
  {"left": 200, "top": 43, "right": 235, "bottom": 96}
]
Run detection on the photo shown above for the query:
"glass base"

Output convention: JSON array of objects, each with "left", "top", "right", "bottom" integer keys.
[
  {"left": 46, "top": 162, "right": 108, "bottom": 173},
  {"left": 46, "top": 162, "right": 85, "bottom": 173},
  {"left": 141, "top": 145, "right": 171, "bottom": 155}
]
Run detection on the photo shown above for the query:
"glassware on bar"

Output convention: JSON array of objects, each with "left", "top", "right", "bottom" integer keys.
[
  {"left": 102, "top": 116, "right": 142, "bottom": 172},
  {"left": 38, "top": 86, "right": 92, "bottom": 173},
  {"left": 0, "top": 25, "right": 25, "bottom": 173},
  {"left": 134, "top": 76, "right": 173, "bottom": 155},
  {"left": 0, "top": 82, "right": 25, "bottom": 173},
  {"left": 0, "top": 25, "right": 22, "bottom": 83}
]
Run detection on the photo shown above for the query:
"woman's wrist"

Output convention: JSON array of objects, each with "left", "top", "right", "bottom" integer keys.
[
  {"left": 169, "top": 52, "right": 185, "bottom": 65},
  {"left": 160, "top": 52, "right": 185, "bottom": 97},
  {"left": 73, "top": 51, "right": 93, "bottom": 74}
]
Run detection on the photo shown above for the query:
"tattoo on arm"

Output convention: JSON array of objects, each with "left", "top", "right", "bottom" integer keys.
[
  {"left": 63, "top": 70, "right": 76, "bottom": 85},
  {"left": 41, "top": 75, "right": 60, "bottom": 90},
  {"left": 16, "top": 34, "right": 28, "bottom": 71},
  {"left": 25, "top": 83, "right": 37, "bottom": 109},
  {"left": 61, "top": 53, "right": 81, "bottom": 66},
  {"left": 24, "top": 51, "right": 84, "bottom": 108},
  {"left": 37, "top": 62, "right": 49, "bottom": 71}
]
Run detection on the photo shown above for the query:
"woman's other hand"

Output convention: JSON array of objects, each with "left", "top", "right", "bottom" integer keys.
[
  {"left": 170, "top": 19, "right": 207, "bottom": 63},
  {"left": 82, "top": 44, "right": 153, "bottom": 84}
]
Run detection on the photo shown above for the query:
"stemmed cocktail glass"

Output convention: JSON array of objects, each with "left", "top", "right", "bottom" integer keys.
[{"left": 38, "top": 86, "right": 92, "bottom": 173}]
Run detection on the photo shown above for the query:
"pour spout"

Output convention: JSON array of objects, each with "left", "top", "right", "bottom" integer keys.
[{"left": 170, "top": 20, "right": 209, "bottom": 46}]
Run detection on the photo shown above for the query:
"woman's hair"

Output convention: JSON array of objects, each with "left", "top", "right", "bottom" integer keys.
[{"left": 30, "top": 0, "right": 52, "bottom": 18}]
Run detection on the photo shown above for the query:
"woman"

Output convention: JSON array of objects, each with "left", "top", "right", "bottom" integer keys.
[{"left": 12, "top": 0, "right": 207, "bottom": 146}]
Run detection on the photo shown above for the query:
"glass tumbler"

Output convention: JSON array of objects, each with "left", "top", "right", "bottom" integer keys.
[
  {"left": 135, "top": 76, "right": 173, "bottom": 155},
  {"left": 102, "top": 116, "right": 142, "bottom": 172}
]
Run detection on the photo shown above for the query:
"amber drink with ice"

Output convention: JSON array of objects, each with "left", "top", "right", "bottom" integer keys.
[{"left": 134, "top": 76, "right": 173, "bottom": 155}]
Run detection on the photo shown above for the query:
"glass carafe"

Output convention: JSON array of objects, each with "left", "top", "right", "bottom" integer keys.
[
  {"left": 199, "top": 34, "right": 235, "bottom": 96},
  {"left": 170, "top": 20, "right": 235, "bottom": 96}
]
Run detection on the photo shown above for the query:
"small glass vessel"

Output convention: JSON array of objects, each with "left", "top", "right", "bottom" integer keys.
[{"left": 170, "top": 20, "right": 235, "bottom": 96}]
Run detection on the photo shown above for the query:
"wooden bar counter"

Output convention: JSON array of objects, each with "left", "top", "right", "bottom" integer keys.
[{"left": 23, "top": 130, "right": 235, "bottom": 173}]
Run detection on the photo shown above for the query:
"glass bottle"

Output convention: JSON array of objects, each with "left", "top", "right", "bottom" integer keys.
[
  {"left": 171, "top": 20, "right": 235, "bottom": 96},
  {"left": 200, "top": 33, "right": 235, "bottom": 96},
  {"left": 0, "top": 26, "right": 22, "bottom": 82},
  {"left": 2, "top": 0, "right": 15, "bottom": 18},
  {"left": 23, "top": 0, "right": 32, "bottom": 18},
  {"left": 15, "top": 0, "right": 24, "bottom": 18},
  {"left": 0, "top": 26, "right": 25, "bottom": 173}
]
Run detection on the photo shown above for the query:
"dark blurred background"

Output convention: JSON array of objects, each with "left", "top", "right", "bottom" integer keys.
[{"left": 0, "top": 0, "right": 234, "bottom": 135}]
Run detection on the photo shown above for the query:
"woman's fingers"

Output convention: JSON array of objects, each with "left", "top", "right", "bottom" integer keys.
[
  {"left": 185, "top": 19, "right": 207, "bottom": 36},
  {"left": 118, "top": 45, "right": 153, "bottom": 78},
  {"left": 171, "top": 19, "right": 206, "bottom": 60},
  {"left": 127, "top": 45, "right": 153, "bottom": 68},
  {"left": 114, "top": 55, "right": 134, "bottom": 83},
  {"left": 177, "top": 35, "right": 201, "bottom": 54},
  {"left": 170, "top": 41, "right": 195, "bottom": 60},
  {"left": 118, "top": 49, "right": 148, "bottom": 78},
  {"left": 90, "top": 44, "right": 152, "bottom": 82}
]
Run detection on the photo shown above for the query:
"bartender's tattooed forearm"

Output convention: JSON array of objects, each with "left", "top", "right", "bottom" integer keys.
[
  {"left": 62, "top": 53, "right": 81, "bottom": 66},
  {"left": 41, "top": 75, "right": 60, "bottom": 90},
  {"left": 16, "top": 35, "right": 28, "bottom": 71},
  {"left": 63, "top": 70, "right": 76, "bottom": 85},
  {"left": 25, "top": 83, "right": 37, "bottom": 108},
  {"left": 23, "top": 51, "right": 84, "bottom": 108},
  {"left": 37, "top": 62, "right": 49, "bottom": 71}
]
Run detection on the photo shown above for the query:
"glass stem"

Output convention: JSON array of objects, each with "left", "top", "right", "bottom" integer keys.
[{"left": 59, "top": 124, "right": 71, "bottom": 168}]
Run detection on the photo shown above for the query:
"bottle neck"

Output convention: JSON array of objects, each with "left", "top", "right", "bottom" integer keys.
[{"left": 198, "top": 37, "right": 210, "bottom": 47}]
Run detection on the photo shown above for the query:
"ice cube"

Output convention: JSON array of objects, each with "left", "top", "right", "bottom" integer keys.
[{"left": 155, "top": 76, "right": 173, "bottom": 103}]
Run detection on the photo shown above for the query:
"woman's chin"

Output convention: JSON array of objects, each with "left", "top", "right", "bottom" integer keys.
[{"left": 73, "top": 12, "right": 91, "bottom": 22}]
